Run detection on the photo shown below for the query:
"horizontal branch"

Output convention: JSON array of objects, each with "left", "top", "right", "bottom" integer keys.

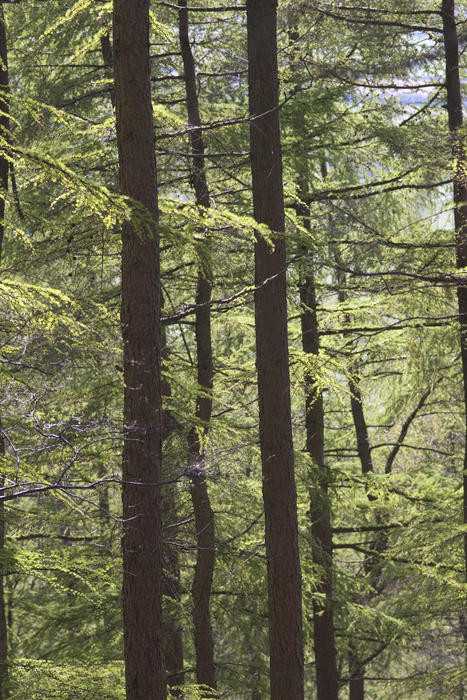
[
  {"left": 158, "top": 2, "right": 246, "bottom": 11},
  {"left": 317, "top": 8, "right": 443, "bottom": 33}
]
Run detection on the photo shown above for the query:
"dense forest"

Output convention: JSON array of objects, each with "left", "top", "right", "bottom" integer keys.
[{"left": 0, "top": 0, "right": 465, "bottom": 698}]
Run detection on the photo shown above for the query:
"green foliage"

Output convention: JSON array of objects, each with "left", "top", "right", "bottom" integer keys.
[{"left": 0, "top": 0, "right": 466, "bottom": 697}]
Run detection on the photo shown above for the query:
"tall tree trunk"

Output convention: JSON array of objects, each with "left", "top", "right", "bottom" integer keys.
[
  {"left": 337, "top": 271, "right": 376, "bottom": 700},
  {"left": 113, "top": 1, "right": 166, "bottom": 697},
  {"left": 178, "top": 1, "right": 216, "bottom": 691},
  {"left": 161, "top": 484, "right": 184, "bottom": 695},
  {"left": 441, "top": 0, "right": 467, "bottom": 688},
  {"left": 0, "top": 7, "right": 9, "bottom": 697},
  {"left": 161, "top": 323, "right": 184, "bottom": 695},
  {"left": 299, "top": 211, "right": 338, "bottom": 700},
  {"left": 246, "top": 2, "right": 304, "bottom": 697}
]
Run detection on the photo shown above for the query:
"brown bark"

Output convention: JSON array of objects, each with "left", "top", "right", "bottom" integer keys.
[
  {"left": 347, "top": 371, "right": 374, "bottom": 700},
  {"left": 161, "top": 486, "right": 184, "bottom": 694},
  {"left": 442, "top": 0, "right": 467, "bottom": 684},
  {"left": 349, "top": 376, "right": 374, "bottom": 478},
  {"left": 113, "top": 1, "right": 166, "bottom": 697},
  {"left": 336, "top": 274, "right": 376, "bottom": 700},
  {"left": 299, "top": 157, "right": 337, "bottom": 698},
  {"left": 348, "top": 644, "right": 364, "bottom": 700},
  {"left": 100, "top": 32, "right": 115, "bottom": 108},
  {"left": 161, "top": 324, "right": 184, "bottom": 695},
  {"left": 178, "top": 1, "right": 216, "bottom": 692},
  {"left": 0, "top": 7, "right": 9, "bottom": 697},
  {"left": 247, "top": 2, "right": 304, "bottom": 697},
  {"left": 300, "top": 233, "right": 338, "bottom": 700}
]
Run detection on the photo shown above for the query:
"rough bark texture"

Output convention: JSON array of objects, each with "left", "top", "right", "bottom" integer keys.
[
  {"left": 442, "top": 0, "right": 467, "bottom": 678},
  {"left": 179, "top": 1, "right": 216, "bottom": 691},
  {"left": 113, "top": 1, "right": 166, "bottom": 697},
  {"left": 0, "top": 7, "right": 9, "bottom": 697},
  {"left": 300, "top": 241, "right": 338, "bottom": 700},
  {"left": 247, "top": 2, "right": 304, "bottom": 697}
]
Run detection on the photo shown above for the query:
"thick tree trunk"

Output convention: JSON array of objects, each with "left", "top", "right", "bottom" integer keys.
[
  {"left": 300, "top": 239, "right": 339, "bottom": 700},
  {"left": 178, "top": 2, "right": 216, "bottom": 691},
  {"left": 442, "top": 0, "right": 467, "bottom": 688},
  {"left": 113, "top": 1, "right": 166, "bottom": 698},
  {"left": 247, "top": 2, "right": 304, "bottom": 698},
  {"left": 0, "top": 8, "right": 9, "bottom": 697}
]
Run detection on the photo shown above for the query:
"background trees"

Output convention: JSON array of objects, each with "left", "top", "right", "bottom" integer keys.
[{"left": 0, "top": 0, "right": 465, "bottom": 698}]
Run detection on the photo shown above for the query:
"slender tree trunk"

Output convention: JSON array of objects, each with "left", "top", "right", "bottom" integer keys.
[
  {"left": 299, "top": 158, "right": 338, "bottom": 698},
  {"left": 299, "top": 214, "right": 338, "bottom": 700},
  {"left": 0, "top": 465, "right": 6, "bottom": 700},
  {"left": 100, "top": 31, "right": 115, "bottom": 108},
  {"left": 0, "top": 8, "right": 9, "bottom": 697},
  {"left": 178, "top": 2, "right": 216, "bottom": 691},
  {"left": 348, "top": 644, "right": 364, "bottom": 700},
  {"left": 113, "top": 1, "right": 166, "bottom": 697},
  {"left": 247, "top": 2, "right": 304, "bottom": 697},
  {"left": 337, "top": 272, "right": 375, "bottom": 700},
  {"left": 337, "top": 263, "right": 432, "bottom": 697},
  {"left": 161, "top": 485, "right": 184, "bottom": 694},
  {"left": 161, "top": 324, "right": 184, "bottom": 695},
  {"left": 347, "top": 366, "right": 372, "bottom": 700},
  {"left": 442, "top": 0, "right": 467, "bottom": 690}
]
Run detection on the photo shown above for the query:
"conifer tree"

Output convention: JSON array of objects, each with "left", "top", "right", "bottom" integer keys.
[
  {"left": 113, "top": 0, "right": 166, "bottom": 696},
  {"left": 178, "top": 0, "right": 217, "bottom": 692},
  {"left": 247, "top": 1, "right": 304, "bottom": 696}
]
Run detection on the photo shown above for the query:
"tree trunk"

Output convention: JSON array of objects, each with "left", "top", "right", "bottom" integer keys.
[
  {"left": 300, "top": 232, "right": 339, "bottom": 700},
  {"left": 113, "top": 1, "right": 166, "bottom": 697},
  {"left": 348, "top": 644, "right": 364, "bottom": 700},
  {"left": 0, "top": 7, "right": 9, "bottom": 697},
  {"left": 161, "top": 486, "right": 184, "bottom": 695},
  {"left": 161, "top": 324, "right": 184, "bottom": 695},
  {"left": 100, "top": 31, "right": 115, "bottom": 108},
  {"left": 441, "top": 0, "right": 467, "bottom": 690},
  {"left": 178, "top": 1, "right": 216, "bottom": 691},
  {"left": 337, "top": 271, "right": 376, "bottom": 700},
  {"left": 247, "top": 2, "right": 304, "bottom": 697},
  {"left": 297, "top": 159, "right": 338, "bottom": 698}
]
